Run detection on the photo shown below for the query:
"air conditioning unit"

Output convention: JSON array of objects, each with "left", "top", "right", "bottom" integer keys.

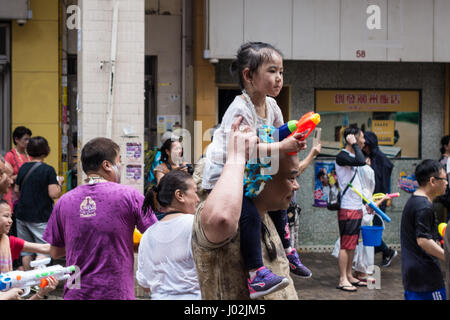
[{"left": 0, "top": 0, "right": 32, "bottom": 22}]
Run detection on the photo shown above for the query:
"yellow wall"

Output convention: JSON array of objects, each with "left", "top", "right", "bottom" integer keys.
[
  {"left": 11, "top": 0, "right": 60, "bottom": 171},
  {"left": 194, "top": 0, "right": 216, "bottom": 155}
]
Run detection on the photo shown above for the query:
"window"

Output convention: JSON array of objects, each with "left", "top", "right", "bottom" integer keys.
[
  {"left": 0, "top": 27, "right": 6, "bottom": 56},
  {"left": 315, "top": 89, "right": 421, "bottom": 159}
]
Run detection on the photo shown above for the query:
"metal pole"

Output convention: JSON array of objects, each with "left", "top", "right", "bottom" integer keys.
[{"left": 106, "top": 1, "right": 119, "bottom": 139}]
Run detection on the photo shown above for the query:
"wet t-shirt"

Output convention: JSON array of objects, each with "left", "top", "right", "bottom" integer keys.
[
  {"left": 43, "top": 182, "right": 157, "bottom": 300},
  {"left": 400, "top": 195, "right": 444, "bottom": 292},
  {"left": 191, "top": 201, "right": 298, "bottom": 300}
]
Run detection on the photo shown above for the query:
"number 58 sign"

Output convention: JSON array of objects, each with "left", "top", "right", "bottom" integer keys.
[{"left": 356, "top": 50, "right": 366, "bottom": 58}]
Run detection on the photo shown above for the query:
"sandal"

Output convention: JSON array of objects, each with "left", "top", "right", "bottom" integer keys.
[
  {"left": 336, "top": 285, "right": 357, "bottom": 292},
  {"left": 350, "top": 280, "right": 366, "bottom": 287}
]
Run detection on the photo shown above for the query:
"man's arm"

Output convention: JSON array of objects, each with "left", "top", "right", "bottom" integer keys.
[
  {"left": 299, "top": 143, "right": 321, "bottom": 174},
  {"left": 417, "top": 237, "right": 445, "bottom": 261},
  {"left": 201, "top": 117, "right": 258, "bottom": 244},
  {"left": 49, "top": 245, "right": 66, "bottom": 260},
  {"left": 336, "top": 144, "right": 366, "bottom": 167}
]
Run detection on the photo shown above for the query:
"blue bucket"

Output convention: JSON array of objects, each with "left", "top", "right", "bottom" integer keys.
[{"left": 361, "top": 226, "right": 384, "bottom": 246}]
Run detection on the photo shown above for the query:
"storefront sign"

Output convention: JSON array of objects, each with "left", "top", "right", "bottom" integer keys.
[
  {"left": 316, "top": 90, "right": 419, "bottom": 113},
  {"left": 372, "top": 120, "right": 395, "bottom": 145}
]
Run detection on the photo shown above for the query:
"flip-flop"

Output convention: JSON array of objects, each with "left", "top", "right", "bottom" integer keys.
[
  {"left": 351, "top": 280, "right": 367, "bottom": 287},
  {"left": 336, "top": 285, "right": 357, "bottom": 292}
]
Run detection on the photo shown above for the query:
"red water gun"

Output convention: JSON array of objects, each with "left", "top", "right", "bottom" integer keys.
[
  {"left": 287, "top": 111, "right": 321, "bottom": 140},
  {"left": 286, "top": 111, "right": 321, "bottom": 155}
]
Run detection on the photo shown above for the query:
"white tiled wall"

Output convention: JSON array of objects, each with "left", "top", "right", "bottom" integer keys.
[{"left": 78, "top": 0, "right": 145, "bottom": 193}]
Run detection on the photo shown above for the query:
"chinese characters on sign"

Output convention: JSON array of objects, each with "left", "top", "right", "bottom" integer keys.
[{"left": 315, "top": 89, "right": 420, "bottom": 158}]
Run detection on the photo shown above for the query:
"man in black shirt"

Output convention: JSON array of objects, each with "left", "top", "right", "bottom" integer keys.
[{"left": 401, "top": 159, "right": 447, "bottom": 300}]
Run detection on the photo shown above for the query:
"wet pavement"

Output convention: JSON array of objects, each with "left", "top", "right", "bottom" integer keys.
[
  {"left": 293, "top": 251, "right": 405, "bottom": 300},
  {"left": 45, "top": 251, "right": 409, "bottom": 300}
]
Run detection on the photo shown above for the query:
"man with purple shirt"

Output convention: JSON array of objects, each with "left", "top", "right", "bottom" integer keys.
[{"left": 43, "top": 137, "right": 156, "bottom": 300}]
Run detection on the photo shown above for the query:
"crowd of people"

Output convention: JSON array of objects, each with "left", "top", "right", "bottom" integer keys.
[{"left": 1, "top": 41, "right": 450, "bottom": 301}]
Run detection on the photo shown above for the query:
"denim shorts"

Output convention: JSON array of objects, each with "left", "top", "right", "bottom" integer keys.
[{"left": 16, "top": 219, "right": 49, "bottom": 257}]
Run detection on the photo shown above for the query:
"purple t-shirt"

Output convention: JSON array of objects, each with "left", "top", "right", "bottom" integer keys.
[{"left": 43, "top": 182, "right": 157, "bottom": 300}]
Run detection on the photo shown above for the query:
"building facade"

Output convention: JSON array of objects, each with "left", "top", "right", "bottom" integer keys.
[{"left": 1, "top": 0, "right": 450, "bottom": 249}]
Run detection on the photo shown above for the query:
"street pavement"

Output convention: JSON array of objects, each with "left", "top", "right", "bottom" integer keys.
[
  {"left": 45, "top": 251, "right": 417, "bottom": 300},
  {"left": 293, "top": 251, "right": 405, "bottom": 300}
]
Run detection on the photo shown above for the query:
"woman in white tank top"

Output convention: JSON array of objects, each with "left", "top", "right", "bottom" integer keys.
[{"left": 136, "top": 170, "right": 201, "bottom": 300}]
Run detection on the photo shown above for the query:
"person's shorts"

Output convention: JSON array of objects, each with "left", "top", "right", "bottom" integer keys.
[
  {"left": 338, "top": 208, "right": 362, "bottom": 250},
  {"left": 404, "top": 287, "right": 446, "bottom": 300},
  {"left": 16, "top": 219, "right": 49, "bottom": 257}
]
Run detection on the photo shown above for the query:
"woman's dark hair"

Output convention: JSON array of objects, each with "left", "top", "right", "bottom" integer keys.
[
  {"left": 81, "top": 137, "right": 120, "bottom": 174},
  {"left": 230, "top": 42, "right": 283, "bottom": 90},
  {"left": 160, "top": 138, "right": 182, "bottom": 163},
  {"left": 440, "top": 135, "right": 450, "bottom": 155},
  {"left": 343, "top": 126, "right": 361, "bottom": 145},
  {"left": 12, "top": 126, "right": 32, "bottom": 145},
  {"left": 142, "top": 170, "right": 192, "bottom": 213},
  {"left": 26, "top": 136, "right": 50, "bottom": 158},
  {"left": 415, "top": 159, "right": 444, "bottom": 186}
]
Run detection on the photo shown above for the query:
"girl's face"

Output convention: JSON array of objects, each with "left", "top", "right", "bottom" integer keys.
[
  {"left": 247, "top": 52, "right": 284, "bottom": 97},
  {"left": 0, "top": 204, "right": 12, "bottom": 235}
]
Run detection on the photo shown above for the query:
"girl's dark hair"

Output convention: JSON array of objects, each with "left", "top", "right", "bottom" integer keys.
[
  {"left": 81, "top": 137, "right": 120, "bottom": 174},
  {"left": 26, "top": 136, "right": 50, "bottom": 158},
  {"left": 230, "top": 42, "right": 283, "bottom": 90},
  {"left": 440, "top": 135, "right": 450, "bottom": 155},
  {"left": 160, "top": 138, "right": 182, "bottom": 163},
  {"left": 142, "top": 170, "right": 192, "bottom": 213},
  {"left": 415, "top": 159, "right": 444, "bottom": 186},
  {"left": 12, "top": 126, "right": 32, "bottom": 145}
]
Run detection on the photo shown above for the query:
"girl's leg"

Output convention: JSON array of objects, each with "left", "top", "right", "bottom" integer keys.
[
  {"left": 268, "top": 210, "right": 291, "bottom": 250},
  {"left": 269, "top": 210, "right": 312, "bottom": 278},
  {"left": 240, "top": 198, "right": 264, "bottom": 272},
  {"left": 241, "top": 198, "right": 290, "bottom": 299}
]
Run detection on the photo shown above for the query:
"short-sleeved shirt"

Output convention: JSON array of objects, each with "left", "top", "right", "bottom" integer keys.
[
  {"left": 43, "top": 182, "right": 157, "bottom": 300},
  {"left": 4, "top": 150, "right": 30, "bottom": 176},
  {"left": 335, "top": 147, "right": 366, "bottom": 210},
  {"left": 400, "top": 195, "right": 444, "bottom": 292},
  {"left": 191, "top": 201, "right": 298, "bottom": 300},
  {"left": 202, "top": 95, "right": 284, "bottom": 190},
  {"left": 444, "top": 215, "right": 450, "bottom": 295},
  {"left": 15, "top": 162, "right": 58, "bottom": 223},
  {"left": 9, "top": 236, "right": 25, "bottom": 261},
  {"left": 136, "top": 214, "right": 200, "bottom": 300}
]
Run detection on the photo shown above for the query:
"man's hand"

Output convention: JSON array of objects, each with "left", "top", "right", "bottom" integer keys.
[
  {"left": 227, "top": 116, "right": 258, "bottom": 164},
  {"left": 346, "top": 134, "right": 357, "bottom": 145},
  {"left": 311, "top": 143, "right": 322, "bottom": 157}
]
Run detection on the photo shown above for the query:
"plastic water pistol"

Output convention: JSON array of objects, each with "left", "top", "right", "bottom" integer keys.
[
  {"left": 372, "top": 192, "right": 400, "bottom": 202},
  {"left": 0, "top": 258, "right": 76, "bottom": 297},
  {"left": 276, "top": 112, "right": 321, "bottom": 155},
  {"left": 439, "top": 223, "right": 447, "bottom": 246}
]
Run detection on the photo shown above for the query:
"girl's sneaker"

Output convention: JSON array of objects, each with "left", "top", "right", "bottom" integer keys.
[
  {"left": 247, "top": 266, "right": 290, "bottom": 299},
  {"left": 286, "top": 248, "right": 312, "bottom": 278}
]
